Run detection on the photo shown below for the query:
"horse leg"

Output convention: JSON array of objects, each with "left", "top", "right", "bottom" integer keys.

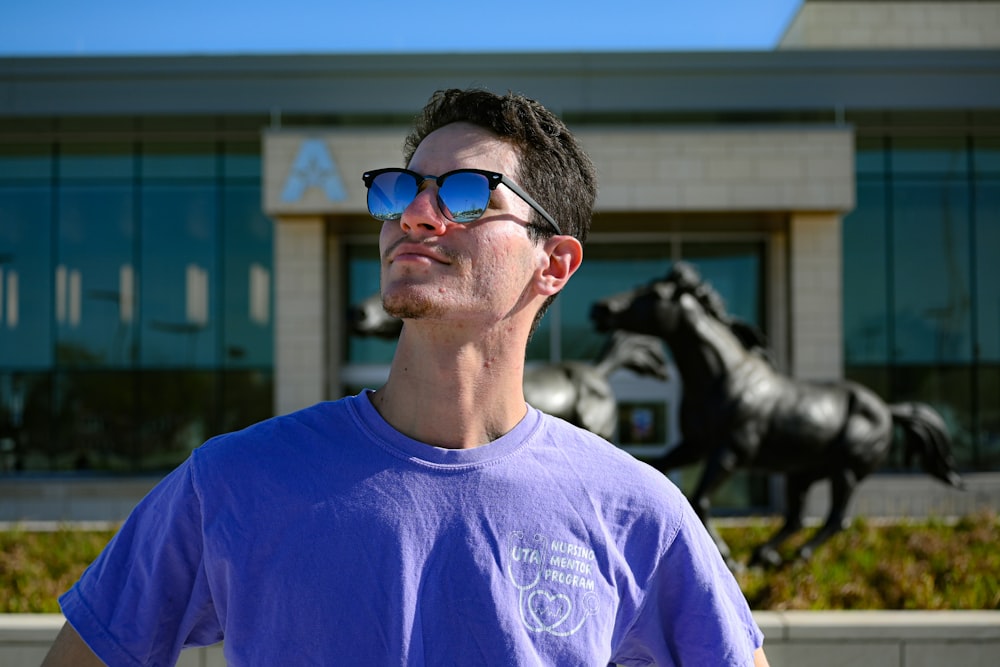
[
  {"left": 798, "top": 466, "right": 858, "bottom": 561},
  {"left": 688, "top": 447, "right": 740, "bottom": 571},
  {"left": 749, "top": 471, "right": 814, "bottom": 569}
]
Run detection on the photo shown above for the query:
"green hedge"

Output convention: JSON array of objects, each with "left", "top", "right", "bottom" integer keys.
[
  {"left": 3, "top": 511, "right": 997, "bottom": 613},
  {"left": 723, "top": 511, "right": 999, "bottom": 610}
]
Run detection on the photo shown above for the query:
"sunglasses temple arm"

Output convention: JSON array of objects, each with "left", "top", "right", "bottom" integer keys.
[{"left": 500, "top": 177, "right": 561, "bottom": 235}]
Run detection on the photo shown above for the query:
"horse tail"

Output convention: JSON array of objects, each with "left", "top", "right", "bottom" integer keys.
[{"left": 889, "top": 402, "right": 965, "bottom": 490}]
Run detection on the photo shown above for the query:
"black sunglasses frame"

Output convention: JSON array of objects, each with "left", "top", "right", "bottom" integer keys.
[{"left": 362, "top": 168, "right": 562, "bottom": 235}]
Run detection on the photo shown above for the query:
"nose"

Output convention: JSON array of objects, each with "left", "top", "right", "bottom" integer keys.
[{"left": 399, "top": 186, "right": 448, "bottom": 236}]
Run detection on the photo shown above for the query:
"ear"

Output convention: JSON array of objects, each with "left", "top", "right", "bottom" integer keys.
[{"left": 537, "top": 236, "right": 583, "bottom": 296}]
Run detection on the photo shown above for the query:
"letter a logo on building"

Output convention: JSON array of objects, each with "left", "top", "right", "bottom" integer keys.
[{"left": 281, "top": 139, "right": 347, "bottom": 203}]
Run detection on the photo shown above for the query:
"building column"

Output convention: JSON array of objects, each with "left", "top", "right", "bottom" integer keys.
[
  {"left": 274, "top": 216, "right": 327, "bottom": 415},
  {"left": 788, "top": 212, "right": 843, "bottom": 381}
]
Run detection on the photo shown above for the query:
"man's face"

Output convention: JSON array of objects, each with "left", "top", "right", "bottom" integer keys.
[{"left": 378, "top": 122, "right": 545, "bottom": 329}]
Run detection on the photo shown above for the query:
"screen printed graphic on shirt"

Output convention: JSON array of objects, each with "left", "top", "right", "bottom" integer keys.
[{"left": 507, "top": 530, "right": 600, "bottom": 637}]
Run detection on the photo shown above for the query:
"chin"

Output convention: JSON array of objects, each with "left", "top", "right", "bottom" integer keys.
[{"left": 382, "top": 291, "right": 436, "bottom": 320}]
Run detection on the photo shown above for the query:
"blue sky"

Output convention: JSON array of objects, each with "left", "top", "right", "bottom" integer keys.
[{"left": 0, "top": 0, "right": 803, "bottom": 56}]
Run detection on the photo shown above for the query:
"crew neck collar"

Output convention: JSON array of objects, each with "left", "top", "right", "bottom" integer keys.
[{"left": 349, "top": 389, "right": 541, "bottom": 469}]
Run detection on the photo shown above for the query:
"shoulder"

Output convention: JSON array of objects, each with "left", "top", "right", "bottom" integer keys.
[
  {"left": 203, "top": 397, "right": 354, "bottom": 452},
  {"left": 532, "top": 409, "right": 689, "bottom": 515},
  {"left": 189, "top": 395, "right": 364, "bottom": 482}
]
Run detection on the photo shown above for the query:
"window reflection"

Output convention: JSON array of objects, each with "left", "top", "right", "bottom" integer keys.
[
  {"left": 0, "top": 372, "right": 50, "bottom": 472},
  {"left": 0, "top": 143, "right": 51, "bottom": 181},
  {"left": 973, "top": 137, "right": 1000, "bottom": 175},
  {"left": 222, "top": 185, "right": 274, "bottom": 367},
  {"left": 978, "top": 366, "right": 1000, "bottom": 468},
  {"left": 843, "top": 133, "right": 994, "bottom": 470},
  {"left": 975, "top": 181, "right": 1000, "bottom": 362},
  {"left": 345, "top": 244, "right": 396, "bottom": 365},
  {"left": 0, "top": 186, "right": 53, "bottom": 368},
  {"left": 141, "top": 142, "right": 216, "bottom": 180},
  {"left": 682, "top": 243, "right": 763, "bottom": 326},
  {"left": 220, "top": 370, "right": 274, "bottom": 435},
  {"left": 558, "top": 243, "right": 672, "bottom": 361},
  {"left": 0, "top": 135, "right": 274, "bottom": 473},
  {"left": 137, "top": 370, "right": 217, "bottom": 472},
  {"left": 855, "top": 136, "right": 886, "bottom": 176},
  {"left": 52, "top": 370, "right": 138, "bottom": 471},
  {"left": 892, "top": 365, "right": 974, "bottom": 469},
  {"left": 843, "top": 180, "right": 889, "bottom": 364},
  {"left": 56, "top": 186, "right": 136, "bottom": 366},
  {"left": 891, "top": 136, "right": 968, "bottom": 177},
  {"left": 60, "top": 143, "right": 133, "bottom": 181},
  {"left": 141, "top": 184, "right": 218, "bottom": 367},
  {"left": 892, "top": 180, "right": 972, "bottom": 363}
]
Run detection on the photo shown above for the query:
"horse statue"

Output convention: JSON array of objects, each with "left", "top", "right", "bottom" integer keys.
[
  {"left": 590, "top": 262, "right": 964, "bottom": 569},
  {"left": 348, "top": 293, "right": 670, "bottom": 441}
]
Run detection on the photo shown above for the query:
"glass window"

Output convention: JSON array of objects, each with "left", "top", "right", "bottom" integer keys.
[
  {"left": 140, "top": 116, "right": 216, "bottom": 132},
  {"left": 0, "top": 186, "right": 53, "bottom": 368},
  {"left": 844, "top": 365, "right": 890, "bottom": 405},
  {"left": 345, "top": 243, "right": 396, "bottom": 364},
  {"left": 55, "top": 185, "right": 136, "bottom": 367},
  {"left": 141, "top": 142, "right": 217, "bottom": 180},
  {"left": 140, "top": 184, "right": 219, "bottom": 367},
  {"left": 855, "top": 136, "right": 886, "bottom": 177},
  {"left": 59, "top": 117, "right": 136, "bottom": 133},
  {"left": 891, "top": 365, "right": 974, "bottom": 470},
  {"left": 885, "top": 111, "right": 969, "bottom": 129},
  {"left": 843, "top": 180, "right": 890, "bottom": 364},
  {"left": 557, "top": 242, "right": 673, "bottom": 362},
  {"left": 0, "top": 129, "right": 281, "bottom": 474},
  {"left": 0, "top": 371, "right": 51, "bottom": 473},
  {"left": 60, "top": 143, "right": 134, "bottom": 181},
  {"left": 977, "top": 365, "right": 1000, "bottom": 469},
  {"left": 681, "top": 242, "right": 764, "bottom": 327},
  {"left": 891, "top": 180, "right": 972, "bottom": 363},
  {"left": 0, "top": 144, "right": 52, "bottom": 181},
  {"left": 221, "top": 185, "right": 273, "bottom": 368},
  {"left": 973, "top": 137, "right": 1000, "bottom": 175},
  {"left": 223, "top": 141, "right": 262, "bottom": 180},
  {"left": 52, "top": 370, "right": 137, "bottom": 472},
  {"left": 890, "top": 136, "right": 968, "bottom": 178},
  {"left": 220, "top": 369, "right": 273, "bottom": 435},
  {"left": 137, "top": 370, "right": 217, "bottom": 472},
  {"left": 976, "top": 181, "right": 1000, "bottom": 362}
]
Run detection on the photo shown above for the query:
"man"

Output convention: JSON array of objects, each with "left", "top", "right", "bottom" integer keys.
[{"left": 44, "top": 88, "right": 769, "bottom": 666}]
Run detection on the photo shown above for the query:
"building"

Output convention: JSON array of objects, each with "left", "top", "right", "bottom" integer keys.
[{"left": 1, "top": 1, "right": 998, "bottom": 519}]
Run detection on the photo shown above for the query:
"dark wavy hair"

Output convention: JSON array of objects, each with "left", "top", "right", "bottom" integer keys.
[
  {"left": 403, "top": 88, "right": 598, "bottom": 336},
  {"left": 403, "top": 88, "right": 596, "bottom": 245}
]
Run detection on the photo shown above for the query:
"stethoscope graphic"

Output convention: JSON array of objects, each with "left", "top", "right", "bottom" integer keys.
[{"left": 507, "top": 531, "right": 598, "bottom": 637}]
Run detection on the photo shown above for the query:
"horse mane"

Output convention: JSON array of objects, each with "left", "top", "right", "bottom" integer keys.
[{"left": 667, "top": 262, "right": 773, "bottom": 363}]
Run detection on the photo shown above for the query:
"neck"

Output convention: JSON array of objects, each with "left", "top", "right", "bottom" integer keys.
[{"left": 371, "top": 323, "right": 530, "bottom": 449}]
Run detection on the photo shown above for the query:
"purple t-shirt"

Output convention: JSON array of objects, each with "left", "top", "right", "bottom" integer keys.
[{"left": 61, "top": 391, "right": 762, "bottom": 666}]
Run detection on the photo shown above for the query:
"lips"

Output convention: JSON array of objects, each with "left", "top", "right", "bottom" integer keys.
[{"left": 386, "top": 241, "right": 451, "bottom": 265}]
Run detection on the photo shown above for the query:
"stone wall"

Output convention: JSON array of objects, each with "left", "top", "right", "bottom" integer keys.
[{"left": 5, "top": 612, "right": 998, "bottom": 666}]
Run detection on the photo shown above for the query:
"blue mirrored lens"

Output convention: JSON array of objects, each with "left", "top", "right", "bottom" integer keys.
[
  {"left": 368, "top": 171, "right": 418, "bottom": 221},
  {"left": 437, "top": 172, "right": 491, "bottom": 222}
]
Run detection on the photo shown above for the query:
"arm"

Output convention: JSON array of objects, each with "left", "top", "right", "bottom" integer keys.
[
  {"left": 754, "top": 646, "right": 770, "bottom": 667},
  {"left": 41, "top": 622, "right": 106, "bottom": 667}
]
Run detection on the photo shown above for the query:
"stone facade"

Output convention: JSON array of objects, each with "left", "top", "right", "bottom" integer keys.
[{"left": 780, "top": 1, "right": 1000, "bottom": 49}]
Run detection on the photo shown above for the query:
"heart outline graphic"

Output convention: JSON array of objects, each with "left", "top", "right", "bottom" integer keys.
[{"left": 527, "top": 589, "right": 572, "bottom": 631}]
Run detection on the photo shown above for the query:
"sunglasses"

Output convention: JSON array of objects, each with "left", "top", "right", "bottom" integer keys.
[{"left": 362, "top": 168, "right": 561, "bottom": 235}]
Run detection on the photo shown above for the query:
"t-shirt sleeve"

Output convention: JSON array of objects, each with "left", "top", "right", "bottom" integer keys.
[
  {"left": 58, "top": 457, "right": 222, "bottom": 667},
  {"left": 613, "top": 501, "right": 764, "bottom": 667}
]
